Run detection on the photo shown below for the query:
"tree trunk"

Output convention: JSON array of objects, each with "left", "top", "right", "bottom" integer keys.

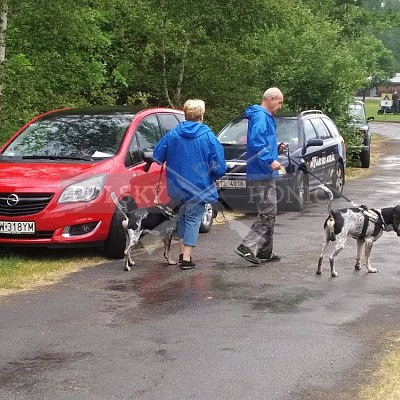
[
  {"left": 173, "top": 32, "right": 191, "bottom": 107},
  {"left": 0, "top": 1, "right": 8, "bottom": 102}
]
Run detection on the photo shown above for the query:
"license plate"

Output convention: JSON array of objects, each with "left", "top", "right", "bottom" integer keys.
[
  {"left": 217, "top": 179, "right": 246, "bottom": 189},
  {"left": 0, "top": 221, "right": 35, "bottom": 234}
]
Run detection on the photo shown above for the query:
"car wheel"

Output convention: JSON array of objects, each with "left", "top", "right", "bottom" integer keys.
[
  {"left": 360, "top": 148, "right": 370, "bottom": 168},
  {"left": 104, "top": 196, "right": 135, "bottom": 259},
  {"left": 287, "top": 170, "right": 307, "bottom": 211},
  {"left": 331, "top": 163, "right": 345, "bottom": 198},
  {"left": 199, "top": 203, "right": 214, "bottom": 233},
  {"left": 104, "top": 208, "right": 126, "bottom": 259}
]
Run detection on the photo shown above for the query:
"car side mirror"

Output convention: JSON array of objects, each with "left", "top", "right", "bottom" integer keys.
[
  {"left": 306, "top": 138, "right": 323, "bottom": 148},
  {"left": 141, "top": 149, "right": 154, "bottom": 172}
]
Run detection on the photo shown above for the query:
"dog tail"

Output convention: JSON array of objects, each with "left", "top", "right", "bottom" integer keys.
[
  {"left": 111, "top": 192, "right": 128, "bottom": 219},
  {"left": 318, "top": 185, "right": 334, "bottom": 212}
]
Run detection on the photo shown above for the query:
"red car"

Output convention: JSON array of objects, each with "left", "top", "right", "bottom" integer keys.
[{"left": 0, "top": 105, "right": 214, "bottom": 258}]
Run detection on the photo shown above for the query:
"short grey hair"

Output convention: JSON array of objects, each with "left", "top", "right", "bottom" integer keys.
[
  {"left": 183, "top": 99, "right": 205, "bottom": 121},
  {"left": 263, "top": 87, "right": 283, "bottom": 100}
]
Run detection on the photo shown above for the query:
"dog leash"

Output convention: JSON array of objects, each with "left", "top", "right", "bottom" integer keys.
[
  {"left": 283, "top": 146, "right": 359, "bottom": 207},
  {"left": 153, "top": 163, "right": 164, "bottom": 205}
]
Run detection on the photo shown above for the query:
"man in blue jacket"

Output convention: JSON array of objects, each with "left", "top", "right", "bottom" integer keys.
[
  {"left": 153, "top": 99, "right": 227, "bottom": 270},
  {"left": 235, "top": 87, "right": 285, "bottom": 265}
]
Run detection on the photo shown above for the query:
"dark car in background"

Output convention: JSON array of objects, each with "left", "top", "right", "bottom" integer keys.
[
  {"left": 216, "top": 110, "right": 346, "bottom": 212},
  {"left": 348, "top": 100, "right": 374, "bottom": 168},
  {"left": 0, "top": 105, "right": 214, "bottom": 259}
]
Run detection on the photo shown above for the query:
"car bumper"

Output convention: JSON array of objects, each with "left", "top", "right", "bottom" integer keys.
[{"left": 0, "top": 195, "right": 114, "bottom": 247}]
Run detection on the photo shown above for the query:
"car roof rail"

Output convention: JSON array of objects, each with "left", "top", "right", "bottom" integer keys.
[{"left": 300, "top": 110, "right": 323, "bottom": 116}]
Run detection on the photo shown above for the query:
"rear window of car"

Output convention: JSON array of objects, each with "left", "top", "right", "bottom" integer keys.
[
  {"left": 310, "top": 117, "right": 332, "bottom": 140},
  {"left": 321, "top": 117, "right": 341, "bottom": 138}
]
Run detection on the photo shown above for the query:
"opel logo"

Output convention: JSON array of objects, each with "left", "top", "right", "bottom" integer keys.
[{"left": 6, "top": 194, "right": 19, "bottom": 206}]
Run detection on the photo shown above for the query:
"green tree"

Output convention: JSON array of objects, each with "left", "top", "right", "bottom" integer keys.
[
  {"left": 1, "top": 0, "right": 111, "bottom": 140},
  {"left": 1, "top": 0, "right": 399, "bottom": 143}
]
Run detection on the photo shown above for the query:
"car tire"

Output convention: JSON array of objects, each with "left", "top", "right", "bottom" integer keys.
[
  {"left": 360, "top": 148, "right": 370, "bottom": 168},
  {"left": 330, "top": 162, "right": 345, "bottom": 198},
  {"left": 104, "top": 196, "right": 136, "bottom": 259},
  {"left": 104, "top": 207, "right": 126, "bottom": 259},
  {"left": 287, "top": 170, "right": 307, "bottom": 211},
  {"left": 199, "top": 203, "right": 214, "bottom": 233}
]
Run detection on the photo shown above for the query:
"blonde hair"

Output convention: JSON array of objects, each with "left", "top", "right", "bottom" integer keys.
[{"left": 183, "top": 99, "right": 205, "bottom": 121}]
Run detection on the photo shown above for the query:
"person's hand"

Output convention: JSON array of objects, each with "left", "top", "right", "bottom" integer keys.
[
  {"left": 270, "top": 160, "right": 281, "bottom": 171},
  {"left": 278, "top": 142, "right": 288, "bottom": 153}
]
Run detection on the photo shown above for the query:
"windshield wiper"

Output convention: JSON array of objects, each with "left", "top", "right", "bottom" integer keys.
[{"left": 22, "top": 155, "right": 93, "bottom": 161}]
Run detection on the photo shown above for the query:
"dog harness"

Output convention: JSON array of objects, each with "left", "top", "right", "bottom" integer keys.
[{"left": 359, "top": 206, "right": 384, "bottom": 239}]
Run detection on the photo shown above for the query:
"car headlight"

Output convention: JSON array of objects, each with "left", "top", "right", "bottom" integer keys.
[{"left": 58, "top": 174, "right": 106, "bottom": 203}]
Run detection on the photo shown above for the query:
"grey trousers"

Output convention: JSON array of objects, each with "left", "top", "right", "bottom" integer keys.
[{"left": 242, "top": 179, "right": 277, "bottom": 256}]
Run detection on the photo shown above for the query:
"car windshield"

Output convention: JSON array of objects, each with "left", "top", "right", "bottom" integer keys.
[
  {"left": 349, "top": 103, "right": 365, "bottom": 124},
  {"left": 218, "top": 117, "right": 300, "bottom": 149},
  {"left": 275, "top": 117, "right": 299, "bottom": 148},
  {"left": 2, "top": 113, "right": 132, "bottom": 160}
]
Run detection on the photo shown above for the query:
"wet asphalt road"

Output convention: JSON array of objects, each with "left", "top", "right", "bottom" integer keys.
[{"left": 1, "top": 122, "right": 400, "bottom": 400}]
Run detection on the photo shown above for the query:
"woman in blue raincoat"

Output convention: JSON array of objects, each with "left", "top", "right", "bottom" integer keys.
[{"left": 153, "top": 99, "right": 227, "bottom": 270}]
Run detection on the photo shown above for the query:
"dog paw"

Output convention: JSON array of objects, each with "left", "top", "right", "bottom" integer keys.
[
  {"left": 367, "top": 268, "right": 378, "bottom": 273},
  {"left": 331, "top": 272, "right": 339, "bottom": 277},
  {"left": 316, "top": 270, "right": 322, "bottom": 275},
  {"left": 124, "top": 265, "right": 131, "bottom": 272},
  {"left": 167, "top": 260, "right": 177, "bottom": 265}
]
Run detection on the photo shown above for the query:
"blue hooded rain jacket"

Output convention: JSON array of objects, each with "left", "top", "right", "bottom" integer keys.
[
  {"left": 245, "top": 105, "right": 279, "bottom": 180},
  {"left": 153, "top": 121, "right": 227, "bottom": 203}
]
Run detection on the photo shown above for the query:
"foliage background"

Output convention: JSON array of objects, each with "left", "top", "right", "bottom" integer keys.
[{"left": 1, "top": 0, "right": 400, "bottom": 156}]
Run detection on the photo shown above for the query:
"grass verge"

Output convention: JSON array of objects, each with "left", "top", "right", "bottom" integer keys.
[
  {"left": 0, "top": 247, "right": 106, "bottom": 297},
  {"left": 364, "top": 98, "right": 400, "bottom": 123}
]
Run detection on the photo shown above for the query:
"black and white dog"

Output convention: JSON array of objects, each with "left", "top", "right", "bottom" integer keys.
[
  {"left": 111, "top": 193, "right": 180, "bottom": 271},
  {"left": 316, "top": 187, "right": 400, "bottom": 277}
]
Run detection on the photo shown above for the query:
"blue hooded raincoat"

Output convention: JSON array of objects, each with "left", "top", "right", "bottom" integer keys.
[
  {"left": 245, "top": 105, "right": 279, "bottom": 180},
  {"left": 153, "top": 121, "right": 227, "bottom": 203}
]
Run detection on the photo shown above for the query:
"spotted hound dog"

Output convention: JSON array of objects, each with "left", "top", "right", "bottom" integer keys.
[
  {"left": 111, "top": 193, "right": 179, "bottom": 271},
  {"left": 316, "top": 187, "right": 400, "bottom": 277}
]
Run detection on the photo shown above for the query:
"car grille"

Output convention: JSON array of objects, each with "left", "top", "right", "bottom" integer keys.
[
  {"left": 226, "top": 164, "right": 246, "bottom": 174},
  {"left": 0, "top": 193, "right": 54, "bottom": 216}
]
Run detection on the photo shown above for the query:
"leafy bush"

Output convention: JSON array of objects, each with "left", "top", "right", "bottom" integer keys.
[{"left": 337, "top": 121, "right": 364, "bottom": 167}]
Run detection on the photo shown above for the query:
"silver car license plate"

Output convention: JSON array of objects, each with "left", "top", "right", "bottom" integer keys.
[
  {"left": 0, "top": 221, "right": 35, "bottom": 234},
  {"left": 217, "top": 179, "right": 246, "bottom": 189}
]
